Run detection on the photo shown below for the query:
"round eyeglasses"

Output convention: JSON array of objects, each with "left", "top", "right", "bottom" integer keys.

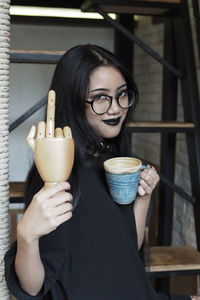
[{"left": 86, "top": 89, "right": 136, "bottom": 115}]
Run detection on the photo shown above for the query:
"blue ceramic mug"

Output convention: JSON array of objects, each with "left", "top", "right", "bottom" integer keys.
[{"left": 104, "top": 157, "right": 148, "bottom": 205}]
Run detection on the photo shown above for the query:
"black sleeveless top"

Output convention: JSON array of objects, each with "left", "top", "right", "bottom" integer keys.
[{"left": 4, "top": 164, "right": 190, "bottom": 300}]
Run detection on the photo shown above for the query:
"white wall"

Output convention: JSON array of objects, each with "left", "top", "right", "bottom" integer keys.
[{"left": 9, "top": 23, "right": 114, "bottom": 181}]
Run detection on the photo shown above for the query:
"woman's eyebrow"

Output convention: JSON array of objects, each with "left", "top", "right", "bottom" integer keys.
[
  {"left": 89, "top": 88, "right": 109, "bottom": 93},
  {"left": 117, "top": 84, "right": 127, "bottom": 90},
  {"left": 89, "top": 83, "right": 127, "bottom": 93}
]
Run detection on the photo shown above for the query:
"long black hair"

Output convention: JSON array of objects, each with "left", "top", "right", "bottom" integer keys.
[{"left": 25, "top": 44, "right": 139, "bottom": 208}]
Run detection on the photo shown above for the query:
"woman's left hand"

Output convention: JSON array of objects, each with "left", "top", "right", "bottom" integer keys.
[{"left": 137, "top": 165, "right": 159, "bottom": 197}]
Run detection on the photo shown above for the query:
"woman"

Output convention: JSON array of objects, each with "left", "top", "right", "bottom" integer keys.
[{"left": 5, "top": 44, "right": 195, "bottom": 299}]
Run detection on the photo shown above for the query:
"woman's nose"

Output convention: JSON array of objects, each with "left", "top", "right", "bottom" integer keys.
[{"left": 107, "top": 97, "right": 120, "bottom": 115}]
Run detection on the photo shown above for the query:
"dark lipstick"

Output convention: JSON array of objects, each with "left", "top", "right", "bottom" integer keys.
[{"left": 103, "top": 117, "right": 121, "bottom": 126}]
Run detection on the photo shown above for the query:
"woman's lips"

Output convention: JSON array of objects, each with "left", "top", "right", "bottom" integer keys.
[{"left": 103, "top": 117, "right": 121, "bottom": 126}]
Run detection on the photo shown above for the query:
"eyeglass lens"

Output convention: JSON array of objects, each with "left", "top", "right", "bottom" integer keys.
[{"left": 92, "top": 89, "right": 135, "bottom": 114}]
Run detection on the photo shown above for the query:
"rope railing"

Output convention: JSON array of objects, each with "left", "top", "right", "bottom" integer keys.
[{"left": 0, "top": 0, "right": 10, "bottom": 299}]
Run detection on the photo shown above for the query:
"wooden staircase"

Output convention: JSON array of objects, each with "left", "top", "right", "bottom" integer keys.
[
  {"left": 9, "top": 0, "right": 200, "bottom": 293},
  {"left": 81, "top": 0, "right": 200, "bottom": 293},
  {"left": 10, "top": 182, "right": 25, "bottom": 199},
  {"left": 149, "top": 246, "right": 200, "bottom": 276}
]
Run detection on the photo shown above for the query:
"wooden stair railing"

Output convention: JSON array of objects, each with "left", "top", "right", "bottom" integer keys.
[
  {"left": 9, "top": 120, "right": 195, "bottom": 200},
  {"left": 148, "top": 246, "right": 200, "bottom": 276},
  {"left": 80, "top": 0, "right": 200, "bottom": 293},
  {"left": 9, "top": 0, "right": 200, "bottom": 294},
  {"left": 81, "top": 0, "right": 181, "bottom": 15},
  {"left": 9, "top": 182, "right": 25, "bottom": 199},
  {"left": 127, "top": 121, "right": 195, "bottom": 132},
  {"left": 9, "top": 182, "right": 200, "bottom": 272},
  {"left": 10, "top": 49, "right": 64, "bottom": 64},
  {"left": 10, "top": 182, "right": 200, "bottom": 279}
]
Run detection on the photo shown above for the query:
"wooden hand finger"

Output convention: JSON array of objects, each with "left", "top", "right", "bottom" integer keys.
[
  {"left": 63, "top": 126, "right": 72, "bottom": 139},
  {"left": 26, "top": 125, "right": 36, "bottom": 151},
  {"left": 55, "top": 127, "right": 64, "bottom": 138},
  {"left": 36, "top": 121, "right": 46, "bottom": 138},
  {"left": 46, "top": 90, "right": 56, "bottom": 138}
]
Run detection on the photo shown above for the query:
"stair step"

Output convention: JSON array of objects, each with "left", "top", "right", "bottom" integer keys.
[
  {"left": 10, "top": 182, "right": 25, "bottom": 198},
  {"left": 81, "top": 0, "right": 181, "bottom": 15},
  {"left": 10, "top": 49, "right": 64, "bottom": 63},
  {"left": 127, "top": 121, "right": 195, "bottom": 132},
  {"left": 9, "top": 123, "right": 194, "bottom": 199},
  {"left": 148, "top": 245, "right": 200, "bottom": 275}
]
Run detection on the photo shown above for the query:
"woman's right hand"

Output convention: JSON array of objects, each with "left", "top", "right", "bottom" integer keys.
[{"left": 17, "top": 181, "right": 73, "bottom": 244}]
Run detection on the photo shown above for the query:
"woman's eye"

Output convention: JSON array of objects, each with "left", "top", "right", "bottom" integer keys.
[
  {"left": 118, "top": 90, "right": 128, "bottom": 97},
  {"left": 93, "top": 94, "right": 108, "bottom": 101}
]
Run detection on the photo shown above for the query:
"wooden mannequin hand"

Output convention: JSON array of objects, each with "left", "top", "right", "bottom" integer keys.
[
  {"left": 26, "top": 91, "right": 73, "bottom": 151},
  {"left": 26, "top": 90, "right": 74, "bottom": 185},
  {"left": 137, "top": 165, "right": 159, "bottom": 197},
  {"left": 17, "top": 182, "right": 73, "bottom": 243}
]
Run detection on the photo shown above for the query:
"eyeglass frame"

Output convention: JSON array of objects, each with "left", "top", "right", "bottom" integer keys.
[{"left": 86, "top": 88, "right": 136, "bottom": 115}]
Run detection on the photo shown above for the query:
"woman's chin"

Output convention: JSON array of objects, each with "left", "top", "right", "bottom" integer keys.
[{"left": 100, "top": 128, "right": 122, "bottom": 139}]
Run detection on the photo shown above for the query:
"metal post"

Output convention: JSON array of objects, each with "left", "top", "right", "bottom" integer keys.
[{"left": 174, "top": 0, "right": 200, "bottom": 251}]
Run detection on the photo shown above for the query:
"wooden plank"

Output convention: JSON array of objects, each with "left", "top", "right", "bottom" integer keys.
[
  {"left": 144, "top": 0, "right": 180, "bottom": 3},
  {"left": 10, "top": 49, "right": 65, "bottom": 55},
  {"left": 127, "top": 121, "right": 195, "bottom": 132},
  {"left": 149, "top": 246, "right": 200, "bottom": 272},
  {"left": 82, "top": 0, "right": 181, "bottom": 15},
  {"left": 99, "top": 5, "right": 169, "bottom": 14},
  {"left": 10, "top": 182, "right": 25, "bottom": 198},
  {"left": 128, "top": 121, "right": 194, "bottom": 128},
  {"left": 8, "top": 122, "right": 194, "bottom": 198},
  {"left": 10, "top": 49, "right": 65, "bottom": 64}
]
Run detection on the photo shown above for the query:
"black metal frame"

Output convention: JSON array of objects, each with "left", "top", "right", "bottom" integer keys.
[
  {"left": 87, "top": 5, "right": 183, "bottom": 77},
  {"left": 10, "top": 1, "right": 200, "bottom": 281},
  {"left": 158, "top": 16, "right": 178, "bottom": 252},
  {"left": 9, "top": 0, "right": 198, "bottom": 211},
  {"left": 173, "top": 0, "right": 200, "bottom": 252},
  {"left": 192, "top": 0, "right": 200, "bottom": 63},
  {"left": 9, "top": 95, "right": 47, "bottom": 132},
  {"left": 114, "top": 13, "right": 134, "bottom": 73},
  {"left": 80, "top": 0, "right": 200, "bottom": 290}
]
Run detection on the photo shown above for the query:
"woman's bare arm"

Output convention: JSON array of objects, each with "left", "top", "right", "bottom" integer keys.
[
  {"left": 15, "top": 230, "right": 44, "bottom": 296},
  {"left": 14, "top": 182, "right": 72, "bottom": 296}
]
